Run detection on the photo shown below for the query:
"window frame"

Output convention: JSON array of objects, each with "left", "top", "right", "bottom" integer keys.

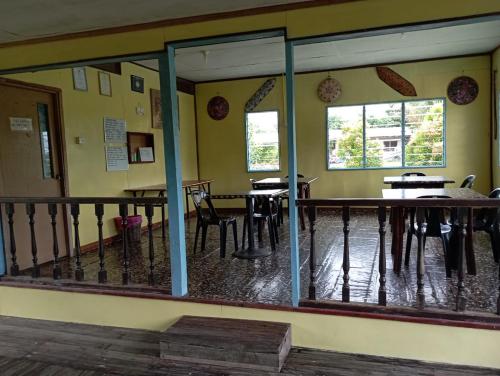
[
  {"left": 245, "top": 109, "right": 281, "bottom": 173},
  {"left": 325, "top": 97, "right": 447, "bottom": 171}
]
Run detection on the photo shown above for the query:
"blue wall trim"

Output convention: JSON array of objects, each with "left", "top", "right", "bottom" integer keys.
[{"left": 159, "top": 47, "right": 188, "bottom": 297}]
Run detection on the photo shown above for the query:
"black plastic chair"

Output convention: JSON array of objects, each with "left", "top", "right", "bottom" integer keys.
[
  {"left": 242, "top": 196, "right": 280, "bottom": 251},
  {"left": 405, "top": 195, "right": 452, "bottom": 277},
  {"left": 191, "top": 190, "right": 238, "bottom": 258},
  {"left": 281, "top": 174, "right": 305, "bottom": 225},
  {"left": 284, "top": 174, "right": 305, "bottom": 178},
  {"left": 473, "top": 188, "right": 500, "bottom": 263},
  {"left": 401, "top": 172, "right": 426, "bottom": 177},
  {"left": 460, "top": 175, "right": 476, "bottom": 188}
]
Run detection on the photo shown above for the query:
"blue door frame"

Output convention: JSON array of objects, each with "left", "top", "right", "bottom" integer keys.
[{"left": 160, "top": 29, "right": 301, "bottom": 305}]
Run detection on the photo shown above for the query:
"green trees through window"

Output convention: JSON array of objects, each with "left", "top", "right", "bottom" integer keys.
[
  {"left": 246, "top": 111, "right": 280, "bottom": 172},
  {"left": 327, "top": 99, "right": 444, "bottom": 169}
]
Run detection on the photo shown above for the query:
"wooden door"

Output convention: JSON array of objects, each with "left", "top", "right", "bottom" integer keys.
[{"left": 0, "top": 80, "right": 67, "bottom": 271}]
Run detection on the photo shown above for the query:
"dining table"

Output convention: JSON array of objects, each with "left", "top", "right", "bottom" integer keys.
[
  {"left": 125, "top": 179, "right": 214, "bottom": 238},
  {"left": 211, "top": 189, "right": 289, "bottom": 259},
  {"left": 252, "top": 177, "right": 319, "bottom": 230},
  {"left": 382, "top": 187, "right": 485, "bottom": 275},
  {"left": 384, "top": 175, "right": 455, "bottom": 189}
]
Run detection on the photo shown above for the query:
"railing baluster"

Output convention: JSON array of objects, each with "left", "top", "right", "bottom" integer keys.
[
  {"left": 71, "top": 203, "right": 84, "bottom": 281},
  {"left": 416, "top": 207, "right": 425, "bottom": 309},
  {"left": 120, "top": 203, "right": 130, "bottom": 285},
  {"left": 456, "top": 208, "right": 467, "bottom": 312},
  {"left": 26, "top": 203, "right": 40, "bottom": 278},
  {"left": 95, "top": 204, "right": 107, "bottom": 283},
  {"left": 48, "top": 204, "right": 61, "bottom": 279},
  {"left": 307, "top": 205, "right": 317, "bottom": 300},
  {"left": 6, "top": 203, "right": 19, "bottom": 276},
  {"left": 378, "top": 206, "right": 387, "bottom": 306},
  {"left": 342, "top": 206, "right": 350, "bottom": 303},
  {"left": 497, "top": 256, "right": 500, "bottom": 315},
  {"left": 145, "top": 204, "right": 155, "bottom": 286}
]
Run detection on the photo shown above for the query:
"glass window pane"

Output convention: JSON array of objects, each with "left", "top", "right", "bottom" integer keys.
[
  {"left": 365, "top": 102, "right": 402, "bottom": 168},
  {"left": 246, "top": 111, "right": 280, "bottom": 172},
  {"left": 37, "top": 103, "right": 54, "bottom": 179},
  {"left": 404, "top": 99, "right": 444, "bottom": 167},
  {"left": 327, "top": 106, "right": 364, "bottom": 169}
]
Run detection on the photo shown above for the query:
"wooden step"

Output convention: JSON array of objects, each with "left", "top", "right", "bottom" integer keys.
[{"left": 160, "top": 315, "right": 292, "bottom": 372}]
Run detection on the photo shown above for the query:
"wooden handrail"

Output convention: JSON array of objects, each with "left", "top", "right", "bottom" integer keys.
[
  {"left": 0, "top": 197, "right": 167, "bottom": 205},
  {"left": 297, "top": 198, "right": 500, "bottom": 207}
]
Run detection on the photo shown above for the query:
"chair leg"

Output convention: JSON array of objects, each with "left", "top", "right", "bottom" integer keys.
[
  {"left": 405, "top": 229, "right": 412, "bottom": 267},
  {"left": 193, "top": 220, "right": 201, "bottom": 253},
  {"left": 273, "top": 216, "right": 279, "bottom": 244},
  {"left": 220, "top": 222, "right": 227, "bottom": 258},
  {"left": 267, "top": 217, "right": 276, "bottom": 251},
  {"left": 242, "top": 216, "right": 247, "bottom": 249},
  {"left": 441, "top": 234, "right": 451, "bottom": 278},
  {"left": 257, "top": 219, "right": 263, "bottom": 242},
  {"left": 489, "top": 230, "right": 500, "bottom": 263},
  {"left": 232, "top": 221, "right": 238, "bottom": 251},
  {"left": 201, "top": 224, "right": 208, "bottom": 252}
]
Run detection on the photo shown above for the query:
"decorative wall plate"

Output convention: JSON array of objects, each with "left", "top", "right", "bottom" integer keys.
[
  {"left": 207, "top": 96, "right": 229, "bottom": 120},
  {"left": 245, "top": 78, "right": 276, "bottom": 112},
  {"left": 376, "top": 67, "right": 417, "bottom": 96},
  {"left": 447, "top": 76, "right": 479, "bottom": 105},
  {"left": 317, "top": 78, "right": 342, "bottom": 103}
]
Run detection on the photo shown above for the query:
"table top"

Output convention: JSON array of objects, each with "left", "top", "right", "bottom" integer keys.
[
  {"left": 383, "top": 176, "right": 455, "bottom": 185},
  {"left": 211, "top": 189, "right": 289, "bottom": 199},
  {"left": 382, "top": 188, "right": 485, "bottom": 200},
  {"left": 253, "top": 177, "right": 318, "bottom": 185},
  {"left": 125, "top": 179, "right": 214, "bottom": 192}
]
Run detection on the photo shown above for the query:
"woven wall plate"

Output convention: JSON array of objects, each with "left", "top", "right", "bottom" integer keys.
[
  {"left": 207, "top": 96, "right": 229, "bottom": 120},
  {"left": 317, "top": 78, "right": 342, "bottom": 103},
  {"left": 447, "top": 76, "right": 479, "bottom": 105}
]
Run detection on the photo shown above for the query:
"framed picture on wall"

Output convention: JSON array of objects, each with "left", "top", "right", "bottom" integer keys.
[
  {"left": 131, "top": 75, "right": 144, "bottom": 93},
  {"left": 98, "top": 71, "right": 112, "bottom": 96},
  {"left": 72, "top": 67, "right": 88, "bottom": 91},
  {"left": 150, "top": 89, "right": 162, "bottom": 129}
]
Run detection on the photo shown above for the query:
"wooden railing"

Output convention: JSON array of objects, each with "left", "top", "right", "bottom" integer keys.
[
  {"left": 297, "top": 198, "right": 500, "bottom": 316},
  {"left": 0, "top": 197, "right": 167, "bottom": 286}
]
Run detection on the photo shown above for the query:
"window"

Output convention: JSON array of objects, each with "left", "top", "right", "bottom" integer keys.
[
  {"left": 37, "top": 103, "right": 54, "bottom": 179},
  {"left": 327, "top": 99, "right": 445, "bottom": 169},
  {"left": 246, "top": 111, "right": 280, "bottom": 172}
]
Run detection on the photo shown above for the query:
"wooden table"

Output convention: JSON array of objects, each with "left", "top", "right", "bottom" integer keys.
[
  {"left": 384, "top": 175, "right": 455, "bottom": 189},
  {"left": 212, "top": 189, "right": 288, "bottom": 259},
  {"left": 125, "top": 179, "right": 214, "bottom": 238},
  {"left": 252, "top": 177, "right": 318, "bottom": 230},
  {"left": 382, "top": 188, "right": 485, "bottom": 275}
]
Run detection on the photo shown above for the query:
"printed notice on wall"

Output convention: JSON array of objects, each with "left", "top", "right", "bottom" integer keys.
[
  {"left": 10, "top": 117, "right": 33, "bottom": 132},
  {"left": 103, "top": 117, "right": 126, "bottom": 143},
  {"left": 105, "top": 146, "right": 129, "bottom": 171}
]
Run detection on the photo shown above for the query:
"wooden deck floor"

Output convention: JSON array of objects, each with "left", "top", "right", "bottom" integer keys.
[
  {"left": 26, "top": 209, "right": 500, "bottom": 314},
  {"left": 0, "top": 316, "right": 498, "bottom": 375}
]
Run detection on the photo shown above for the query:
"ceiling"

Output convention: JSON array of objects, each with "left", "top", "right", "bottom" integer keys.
[
  {"left": 136, "top": 18, "right": 500, "bottom": 82},
  {"left": 0, "top": 0, "right": 307, "bottom": 44}
]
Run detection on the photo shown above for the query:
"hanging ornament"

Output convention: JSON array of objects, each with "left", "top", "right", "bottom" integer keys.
[
  {"left": 376, "top": 67, "right": 417, "bottom": 96},
  {"left": 207, "top": 96, "right": 229, "bottom": 120},
  {"left": 447, "top": 76, "right": 479, "bottom": 105},
  {"left": 245, "top": 78, "right": 276, "bottom": 112},
  {"left": 317, "top": 77, "right": 342, "bottom": 103}
]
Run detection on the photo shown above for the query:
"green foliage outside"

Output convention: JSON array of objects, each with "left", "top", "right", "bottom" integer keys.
[
  {"left": 336, "top": 126, "right": 382, "bottom": 168},
  {"left": 248, "top": 145, "right": 279, "bottom": 170}
]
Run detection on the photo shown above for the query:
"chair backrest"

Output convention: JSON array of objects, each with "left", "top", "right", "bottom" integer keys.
[
  {"left": 417, "top": 195, "right": 451, "bottom": 236},
  {"left": 477, "top": 188, "right": 500, "bottom": 226},
  {"left": 190, "top": 190, "right": 219, "bottom": 222},
  {"left": 401, "top": 172, "right": 426, "bottom": 177},
  {"left": 460, "top": 175, "right": 476, "bottom": 188},
  {"left": 285, "top": 174, "right": 305, "bottom": 179}
]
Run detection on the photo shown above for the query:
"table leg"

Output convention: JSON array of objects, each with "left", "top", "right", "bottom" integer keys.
[
  {"left": 133, "top": 192, "right": 138, "bottom": 216},
  {"left": 465, "top": 208, "right": 476, "bottom": 275},
  {"left": 185, "top": 187, "right": 190, "bottom": 219},
  {"left": 392, "top": 207, "right": 404, "bottom": 275},
  {"left": 233, "top": 196, "right": 271, "bottom": 259},
  {"left": 160, "top": 192, "right": 166, "bottom": 239},
  {"left": 208, "top": 182, "right": 212, "bottom": 195},
  {"left": 299, "top": 184, "right": 307, "bottom": 231}
]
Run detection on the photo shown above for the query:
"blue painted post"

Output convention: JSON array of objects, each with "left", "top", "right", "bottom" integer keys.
[
  {"left": 159, "top": 46, "right": 188, "bottom": 296},
  {"left": 285, "top": 40, "right": 300, "bottom": 307},
  {"left": 0, "top": 208, "right": 5, "bottom": 276}
]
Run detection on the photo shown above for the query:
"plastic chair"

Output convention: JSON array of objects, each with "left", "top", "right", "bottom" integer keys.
[
  {"left": 460, "top": 175, "right": 476, "bottom": 188},
  {"left": 401, "top": 172, "right": 426, "bottom": 177},
  {"left": 473, "top": 188, "right": 500, "bottom": 263},
  {"left": 242, "top": 195, "right": 280, "bottom": 251},
  {"left": 191, "top": 190, "right": 238, "bottom": 258}
]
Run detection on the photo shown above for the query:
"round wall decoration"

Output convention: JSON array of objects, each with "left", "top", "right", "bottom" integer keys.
[
  {"left": 207, "top": 96, "right": 229, "bottom": 120},
  {"left": 447, "top": 76, "right": 479, "bottom": 105},
  {"left": 317, "top": 78, "right": 342, "bottom": 103}
]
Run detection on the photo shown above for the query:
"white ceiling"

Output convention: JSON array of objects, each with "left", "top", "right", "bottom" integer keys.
[
  {"left": 136, "top": 19, "right": 500, "bottom": 82},
  {"left": 0, "top": 0, "right": 307, "bottom": 44}
]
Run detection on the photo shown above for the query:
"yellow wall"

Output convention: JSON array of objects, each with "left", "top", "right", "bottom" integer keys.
[
  {"left": 1, "top": 286, "right": 500, "bottom": 369},
  {"left": 492, "top": 49, "right": 500, "bottom": 188},
  {"left": 4, "top": 63, "right": 198, "bottom": 245},
  {"left": 0, "top": 0, "right": 498, "bottom": 71},
  {"left": 196, "top": 56, "right": 491, "bottom": 203}
]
